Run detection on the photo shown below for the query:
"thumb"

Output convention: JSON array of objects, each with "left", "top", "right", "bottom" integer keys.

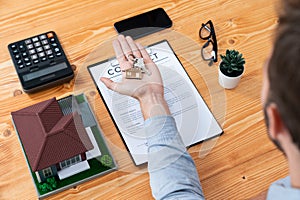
[
  {"left": 100, "top": 77, "right": 135, "bottom": 97},
  {"left": 100, "top": 77, "right": 118, "bottom": 92}
]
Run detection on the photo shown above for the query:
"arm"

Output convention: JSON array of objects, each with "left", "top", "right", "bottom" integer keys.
[
  {"left": 101, "top": 35, "right": 204, "bottom": 199},
  {"left": 146, "top": 115, "right": 204, "bottom": 199}
]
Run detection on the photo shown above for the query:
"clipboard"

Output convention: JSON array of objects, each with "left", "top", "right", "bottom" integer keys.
[{"left": 88, "top": 40, "right": 223, "bottom": 165}]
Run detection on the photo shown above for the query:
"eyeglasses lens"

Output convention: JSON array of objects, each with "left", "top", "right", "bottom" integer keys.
[
  {"left": 202, "top": 40, "right": 215, "bottom": 60},
  {"left": 200, "top": 23, "right": 212, "bottom": 39}
]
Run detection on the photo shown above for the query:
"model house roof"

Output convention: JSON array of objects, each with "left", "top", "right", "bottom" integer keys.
[{"left": 11, "top": 98, "right": 93, "bottom": 171}]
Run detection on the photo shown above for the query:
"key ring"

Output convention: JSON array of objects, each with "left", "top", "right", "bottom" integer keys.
[{"left": 126, "top": 53, "right": 135, "bottom": 62}]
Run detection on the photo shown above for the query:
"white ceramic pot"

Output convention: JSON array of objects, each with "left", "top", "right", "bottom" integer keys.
[{"left": 218, "top": 62, "right": 244, "bottom": 89}]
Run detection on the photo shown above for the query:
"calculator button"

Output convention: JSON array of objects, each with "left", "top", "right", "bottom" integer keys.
[
  {"left": 39, "top": 34, "right": 47, "bottom": 40},
  {"left": 31, "top": 54, "right": 38, "bottom": 60},
  {"left": 46, "top": 50, "right": 53, "bottom": 55},
  {"left": 24, "top": 57, "right": 30, "bottom": 62},
  {"left": 19, "top": 44, "right": 26, "bottom": 52},
  {"left": 15, "top": 54, "right": 21, "bottom": 59},
  {"left": 54, "top": 48, "right": 60, "bottom": 53},
  {"left": 32, "top": 37, "right": 39, "bottom": 42},
  {"left": 38, "top": 52, "right": 46, "bottom": 57},
  {"left": 25, "top": 39, "right": 32, "bottom": 44},
  {"left": 47, "top": 32, "right": 54, "bottom": 38},
  {"left": 27, "top": 44, "right": 34, "bottom": 49},
  {"left": 17, "top": 60, "right": 23, "bottom": 65},
  {"left": 44, "top": 44, "right": 50, "bottom": 50},
  {"left": 11, "top": 44, "right": 17, "bottom": 50},
  {"left": 51, "top": 43, "right": 58, "bottom": 47},
  {"left": 34, "top": 42, "right": 41, "bottom": 47},
  {"left": 56, "top": 52, "right": 62, "bottom": 57},
  {"left": 22, "top": 52, "right": 28, "bottom": 57},
  {"left": 41, "top": 40, "right": 48, "bottom": 45},
  {"left": 50, "top": 38, "right": 55, "bottom": 43},
  {"left": 19, "top": 64, "right": 24, "bottom": 69},
  {"left": 36, "top": 47, "right": 43, "bottom": 52},
  {"left": 48, "top": 54, "right": 54, "bottom": 59},
  {"left": 13, "top": 49, "right": 19, "bottom": 55},
  {"left": 33, "top": 59, "right": 39, "bottom": 64},
  {"left": 25, "top": 62, "right": 32, "bottom": 67},
  {"left": 29, "top": 49, "right": 36, "bottom": 54},
  {"left": 41, "top": 57, "right": 47, "bottom": 62}
]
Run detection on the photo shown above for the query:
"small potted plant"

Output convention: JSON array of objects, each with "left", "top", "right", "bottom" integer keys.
[{"left": 218, "top": 49, "right": 245, "bottom": 89}]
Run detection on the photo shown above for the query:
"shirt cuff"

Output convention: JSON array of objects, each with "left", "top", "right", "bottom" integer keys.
[{"left": 144, "top": 115, "right": 185, "bottom": 151}]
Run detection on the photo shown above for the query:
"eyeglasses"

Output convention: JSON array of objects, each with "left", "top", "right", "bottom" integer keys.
[{"left": 199, "top": 20, "right": 218, "bottom": 66}]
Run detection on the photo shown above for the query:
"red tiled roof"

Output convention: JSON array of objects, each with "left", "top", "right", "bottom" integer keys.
[{"left": 11, "top": 98, "right": 94, "bottom": 171}]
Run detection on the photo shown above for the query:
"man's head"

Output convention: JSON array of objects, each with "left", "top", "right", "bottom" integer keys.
[{"left": 262, "top": 0, "right": 300, "bottom": 155}]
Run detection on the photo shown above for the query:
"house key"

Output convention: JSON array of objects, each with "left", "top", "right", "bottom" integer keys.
[
  {"left": 125, "top": 58, "right": 151, "bottom": 79},
  {"left": 133, "top": 58, "right": 151, "bottom": 76},
  {"left": 125, "top": 67, "right": 143, "bottom": 79}
]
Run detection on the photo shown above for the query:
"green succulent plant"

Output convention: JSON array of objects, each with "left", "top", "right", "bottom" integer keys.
[{"left": 220, "top": 49, "right": 245, "bottom": 77}]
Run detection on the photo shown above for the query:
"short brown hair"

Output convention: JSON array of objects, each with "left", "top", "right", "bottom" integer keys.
[{"left": 268, "top": 0, "right": 300, "bottom": 150}]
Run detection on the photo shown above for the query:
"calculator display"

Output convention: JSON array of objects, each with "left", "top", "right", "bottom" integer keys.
[{"left": 22, "top": 62, "right": 68, "bottom": 82}]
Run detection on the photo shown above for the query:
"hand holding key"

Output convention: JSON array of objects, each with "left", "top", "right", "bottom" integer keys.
[{"left": 100, "top": 35, "right": 171, "bottom": 120}]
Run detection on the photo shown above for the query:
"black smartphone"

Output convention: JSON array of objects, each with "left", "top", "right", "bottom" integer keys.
[{"left": 114, "top": 8, "right": 172, "bottom": 39}]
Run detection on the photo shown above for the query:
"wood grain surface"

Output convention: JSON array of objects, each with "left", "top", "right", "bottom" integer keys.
[{"left": 0, "top": 0, "right": 288, "bottom": 199}]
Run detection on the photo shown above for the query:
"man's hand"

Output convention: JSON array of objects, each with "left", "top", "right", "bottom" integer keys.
[{"left": 100, "top": 35, "right": 171, "bottom": 120}]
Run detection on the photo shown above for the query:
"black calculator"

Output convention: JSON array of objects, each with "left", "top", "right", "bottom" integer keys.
[{"left": 8, "top": 31, "right": 74, "bottom": 93}]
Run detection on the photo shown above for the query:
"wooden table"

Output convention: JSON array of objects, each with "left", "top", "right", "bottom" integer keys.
[{"left": 0, "top": 0, "right": 288, "bottom": 199}]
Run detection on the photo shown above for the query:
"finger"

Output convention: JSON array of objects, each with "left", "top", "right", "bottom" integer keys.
[
  {"left": 118, "top": 35, "right": 133, "bottom": 61},
  {"left": 113, "top": 39, "right": 126, "bottom": 64},
  {"left": 126, "top": 36, "right": 142, "bottom": 58},
  {"left": 113, "top": 38, "right": 132, "bottom": 71},
  {"left": 100, "top": 77, "right": 132, "bottom": 96},
  {"left": 100, "top": 77, "right": 122, "bottom": 93},
  {"left": 136, "top": 42, "right": 152, "bottom": 63}
]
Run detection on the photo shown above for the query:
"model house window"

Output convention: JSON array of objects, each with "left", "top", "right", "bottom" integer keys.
[
  {"left": 43, "top": 167, "right": 53, "bottom": 178},
  {"left": 59, "top": 155, "right": 82, "bottom": 169}
]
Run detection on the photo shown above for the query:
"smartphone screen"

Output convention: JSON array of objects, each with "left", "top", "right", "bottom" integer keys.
[{"left": 114, "top": 8, "right": 172, "bottom": 39}]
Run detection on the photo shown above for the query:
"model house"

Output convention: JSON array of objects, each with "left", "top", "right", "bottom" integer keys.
[{"left": 11, "top": 98, "right": 94, "bottom": 183}]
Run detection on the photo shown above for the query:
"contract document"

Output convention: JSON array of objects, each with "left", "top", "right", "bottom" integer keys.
[{"left": 88, "top": 40, "right": 223, "bottom": 165}]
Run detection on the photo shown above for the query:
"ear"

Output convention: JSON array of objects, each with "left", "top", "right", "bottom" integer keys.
[{"left": 266, "top": 103, "right": 287, "bottom": 140}]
